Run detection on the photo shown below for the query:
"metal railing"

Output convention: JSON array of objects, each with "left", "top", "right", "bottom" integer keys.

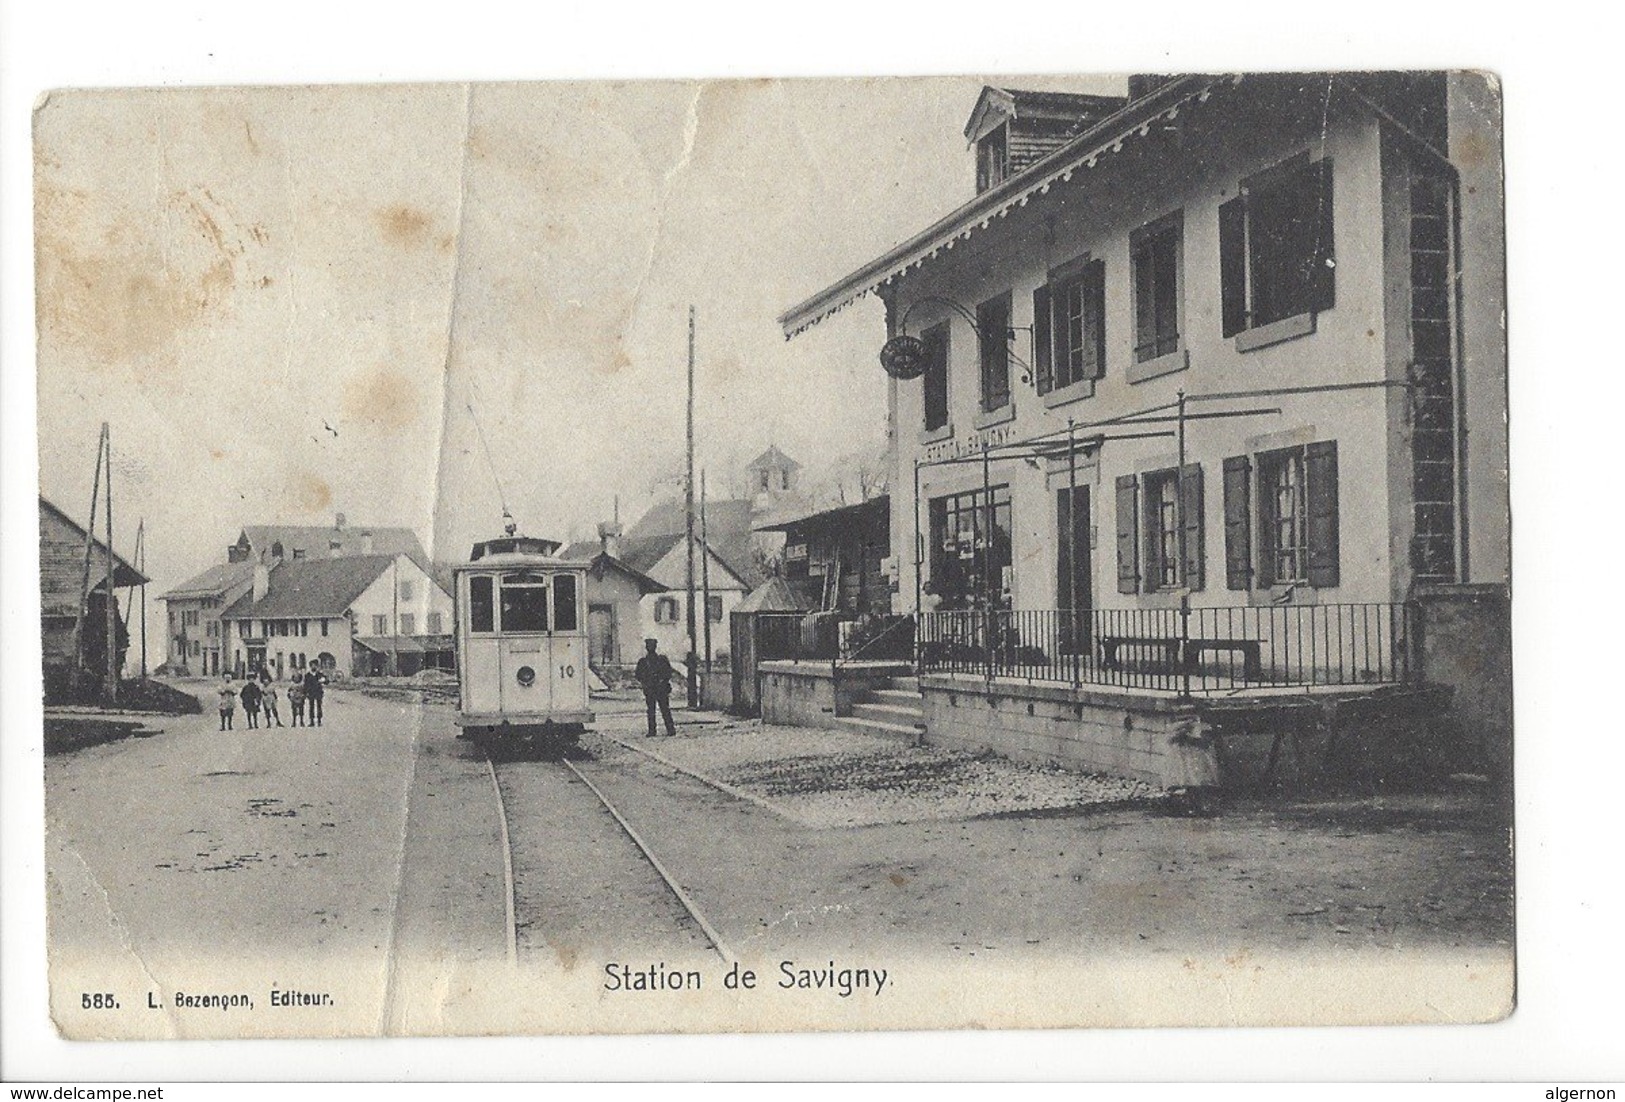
[{"left": 919, "top": 603, "right": 1416, "bottom": 694}]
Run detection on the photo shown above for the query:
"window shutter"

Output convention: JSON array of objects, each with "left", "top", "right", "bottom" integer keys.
[
  {"left": 1306, "top": 440, "right": 1340, "bottom": 588},
  {"left": 1115, "top": 474, "right": 1140, "bottom": 595},
  {"left": 1180, "top": 463, "right": 1205, "bottom": 591},
  {"left": 1032, "top": 284, "right": 1053, "bottom": 394},
  {"left": 1222, "top": 455, "right": 1253, "bottom": 590},
  {"left": 1219, "top": 195, "right": 1248, "bottom": 337},
  {"left": 1311, "top": 158, "right": 1335, "bottom": 314},
  {"left": 1086, "top": 258, "right": 1107, "bottom": 379}
]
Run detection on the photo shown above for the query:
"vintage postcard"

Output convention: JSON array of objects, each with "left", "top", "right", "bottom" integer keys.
[{"left": 34, "top": 72, "right": 1512, "bottom": 1040}]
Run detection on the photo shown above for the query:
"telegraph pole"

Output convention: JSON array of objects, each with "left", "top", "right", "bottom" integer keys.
[
  {"left": 685, "top": 305, "right": 698, "bottom": 708},
  {"left": 104, "top": 428, "right": 118, "bottom": 704},
  {"left": 701, "top": 469, "right": 712, "bottom": 671}
]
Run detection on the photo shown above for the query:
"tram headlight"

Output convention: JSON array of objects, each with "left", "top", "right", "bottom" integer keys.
[{"left": 516, "top": 665, "right": 536, "bottom": 687}]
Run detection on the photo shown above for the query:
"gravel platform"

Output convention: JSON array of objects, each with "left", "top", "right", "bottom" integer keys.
[{"left": 637, "top": 724, "right": 1161, "bottom": 828}]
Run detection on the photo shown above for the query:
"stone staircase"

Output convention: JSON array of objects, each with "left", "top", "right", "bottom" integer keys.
[{"left": 838, "top": 675, "right": 925, "bottom": 742}]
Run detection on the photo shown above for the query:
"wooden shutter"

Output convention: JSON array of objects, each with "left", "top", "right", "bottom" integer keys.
[
  {"left": 1086, "top": 258, "right": 1107, "bottom": 379},
  {"left": 1115, "top": 474, "right": 1140, "bottom": 595},
  {"left": 1306, "top": 440, "right": 1340, "bottom": 588},
  {"left": 1032, "top": 284, "right": 1053, "bottom": 394},
  {"left": 1219, "top": 195, "right": 1248, "bottom": 337},
  {"left": 1180, "top": 463, "right": 1205, "bottom": 591},
  {"left": 1222, "top": 455, "right": 1253, "bottom": 590},
  {"left": 1310, "top": 158, "right": 1335, "bottom": 314}
]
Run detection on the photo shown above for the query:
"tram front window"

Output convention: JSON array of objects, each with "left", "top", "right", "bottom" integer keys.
[
  {"left": 469, "top": 576, "right": 495, "bottom": 633},
  {"left": 501, "top": 575, "right": 550, "bottom": 633},
  {"left": 554, "top": 574, "right": 578, "bottom": 632}
]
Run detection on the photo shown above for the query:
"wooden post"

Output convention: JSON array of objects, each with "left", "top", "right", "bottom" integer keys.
[
  {"left": 685, "top": 305, "right": 698, "bottom": 708},
  {"left": 136, "top": 518, "right": 147, "bottom": 678},
  {"left": 70, "top": 424, "right": 108, "bottom": 698},
  {"left": 700, "top": 469, "right": 712, "bottom": 672},
  {"left": 104, "top": 429, "right": 118, "bottom": 704}
]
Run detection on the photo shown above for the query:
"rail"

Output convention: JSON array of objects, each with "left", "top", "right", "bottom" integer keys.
[{"left": 919, "top": 602, "right": 1417, "bottom": 695}]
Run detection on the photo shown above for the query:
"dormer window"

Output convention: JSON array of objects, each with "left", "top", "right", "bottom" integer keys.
[{"left": 976, "top": 125, "right": 1010, "bottom": 192}]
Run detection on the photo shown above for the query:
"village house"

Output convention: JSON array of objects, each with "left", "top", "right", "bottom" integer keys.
[
  {"left": 777, "top": 73, "right": 1510, "bottom": 786},
  {"left": 558, "top": 520, "right": 669, "bottom": 670},
  {"left": 39, "top": 496, "right": 147, "bottom": 700},
  {"left": 219, "top": 551, "right": 453, "bottom": 679},
  {"left": 162, "top": 514, "right": 429, "bottom": 677}
]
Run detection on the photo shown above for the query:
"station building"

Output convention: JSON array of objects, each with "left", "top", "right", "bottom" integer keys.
[{"left": 779, "top": 73, "right": 1509, "bottom": 786}]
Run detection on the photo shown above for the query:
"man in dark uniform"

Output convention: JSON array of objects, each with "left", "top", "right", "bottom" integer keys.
[
  {"left": 635, "top": 638, "right": 677, "bottom": 738},
  {"left": 302, "top": 666, "right": 327, "bottom": 727}
]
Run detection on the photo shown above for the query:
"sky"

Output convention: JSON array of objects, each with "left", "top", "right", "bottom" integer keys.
[{"left": 34, "top": 74, "right": 1123, "bottom": 647}]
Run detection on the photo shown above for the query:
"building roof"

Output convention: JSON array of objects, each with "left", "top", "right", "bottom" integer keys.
[
  {"left": 38, "top": 497, "right": 147, "bottom": 618},
  {"left": 162, "top": 560, "right": 256, "bottom": 600},
  {"left": 745, "top": 444, "right": 802, "bottom": 473},
  {"left": 963, "top": 87, "right": 1129, "bottom": 143},
  {"left": 221, "top": 554, "right": 398, "bottom": 619},
  {"left": 754, "top": 494, "right": 890, "bottom": 534},
  {"left": 353, "top": 634, "right": 453, "bottom": 655},
  {"left": 556, "top": 545, "right": 669, "bottom": 595},
  {"left": 778, "top": 74, "right": 1228, "bottom": 337},
  {"left": 625, "top": 497, "right": 767, "bottom": 588},
  {"left": 735, "top": 576, "right": 818, "bottom": 613},
  {"left": 237, "top": 523, "right": 427, "bottom": 563}
]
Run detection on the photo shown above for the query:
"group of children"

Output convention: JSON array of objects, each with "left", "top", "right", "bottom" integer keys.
[{"left": 217, "top": 667, "right": 327, "bottom": 731}]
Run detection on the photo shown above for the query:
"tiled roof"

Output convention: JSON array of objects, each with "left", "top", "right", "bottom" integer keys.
[
  {"left": 162, "top": 560, "right": 256, "bottom": 600},
  {"left": 222, "top": 554, "right": 396, "bottom": 619},
  {"left": 556, "top": 545, "right": 668, "bottom": 594},
  {"left": 238, "top": 524, "right": 426, "bottom": 563},
  {"left": 626, "top": 497, "right": 767, "bottom": 588}
]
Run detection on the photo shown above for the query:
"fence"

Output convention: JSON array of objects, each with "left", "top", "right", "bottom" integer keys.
[
  {"left": 919, "top": 603, "right": 1416, "bottom": 693},
  {"left": 729, "top": 610, "right": 916, "bottom": 715}
]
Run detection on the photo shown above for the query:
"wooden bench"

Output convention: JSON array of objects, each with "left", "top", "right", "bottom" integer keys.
[
  {"left": 1099, "top": 635, "right": 1263, "bottom": 680},
  {"left": 1098, "top": 635, "right": 1183, "bottom": 671}
]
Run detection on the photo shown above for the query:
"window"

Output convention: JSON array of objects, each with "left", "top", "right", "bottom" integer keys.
[
  {"left": 977, "top": 293, "right": 1012, "bottom": 412},
  {"left": 372, "top": 614, "right": 388, "bottom": 635},
  {"left": 1131, "top": 214, "right": 1183, "bottom": 362},
  {"left": 398, "top": 581, "right": 414, "bottom": 602},
  {"left": 553, "top": 574, "right": 578, "bottom": 632},
  {"left": 1145, "top": 470, "right": 1181, "bottom": 590},
  {"left": 1220, "top": 156, "right": 1335, "bottom": 336},
  {"left": 976, "top": 125, "right": 1009, "bottom": 192},
  {"left": 928, "top": 485, "right": 1013, "bottom": 610},
  {"left": 270, "top": 541, "right": 284, "bottom": 558},
  {"left": 501, "top": 574, "right": 551, "bottom": 633},
  {"left": 399, "top": 613, "right": 416, "bottom": 635},
  {"left": 707, "top": 595, "right": 724, "bottom": 623},
  {"left": 320, "top": 618, "right": 330, "bottom": 636},
  {"left": 654, "top": 596, "right": 680, "bottom": 624},
  {"left": 1035, "top": 258, "right": 1106, "bottom": 394},
  {"left": 1115, "top": 465, "right": 1204, "bottom": 594},
  {"left": 292, "top": 548, "right": 306, "bottom": 560},
  {"left": 329, "top": 539, "right": 342, "bottom": 552},
  {"left": 426, "top": 612, "right": 442, "bottom": 635},
  {"left": 468, "top": 576, "right": 495, "bottom": 633},
  {"left": 300, "top": 619, "right": 309, "bottom": 636},
  {"left": 921, "top": 323, "right": 950, "bottom": 433},
  {"left": 759, "top": 470, "right": 772, "bottom": 492},
  {"left": 1222, "top": 442, "right": 1340, "bottom": 590}
]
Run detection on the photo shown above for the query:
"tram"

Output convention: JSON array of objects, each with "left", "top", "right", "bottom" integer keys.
[{"left": 453, "top": 526, "right": 592, "bottom": 749}]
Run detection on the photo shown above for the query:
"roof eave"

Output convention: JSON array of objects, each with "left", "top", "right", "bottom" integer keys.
[{"left": 778, "top": 75, "right": 1222, "bottom": 339}]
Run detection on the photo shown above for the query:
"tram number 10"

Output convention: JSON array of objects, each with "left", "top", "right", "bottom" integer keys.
[{"left": 559, "top": 664, "right": 575, "bottom": 679}]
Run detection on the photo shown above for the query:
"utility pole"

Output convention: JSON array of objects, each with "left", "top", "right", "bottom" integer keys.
[
  {"left": 701, "top": 469, "right": 712, "bottom": 671},
  {"left": 685, "top": 305, "right": 698, "bottom": 708},
  {"left": 136, "top": 517, "right": 148, "bottom": 678},
  {"left": 104, "top": 427, "right": 118, "bottom": 705},
  {"left": 71, "top": 424, "right": 108, "bottom": 699}
]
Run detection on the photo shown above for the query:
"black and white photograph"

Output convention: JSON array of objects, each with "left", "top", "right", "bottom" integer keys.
[{"left": 26, "top": 68, "right": 1514, "bottom": 1042}]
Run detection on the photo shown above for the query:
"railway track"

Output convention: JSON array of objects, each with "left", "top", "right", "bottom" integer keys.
[{"left": 485, "top": 742, "right": 734, "bottom": 968}]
